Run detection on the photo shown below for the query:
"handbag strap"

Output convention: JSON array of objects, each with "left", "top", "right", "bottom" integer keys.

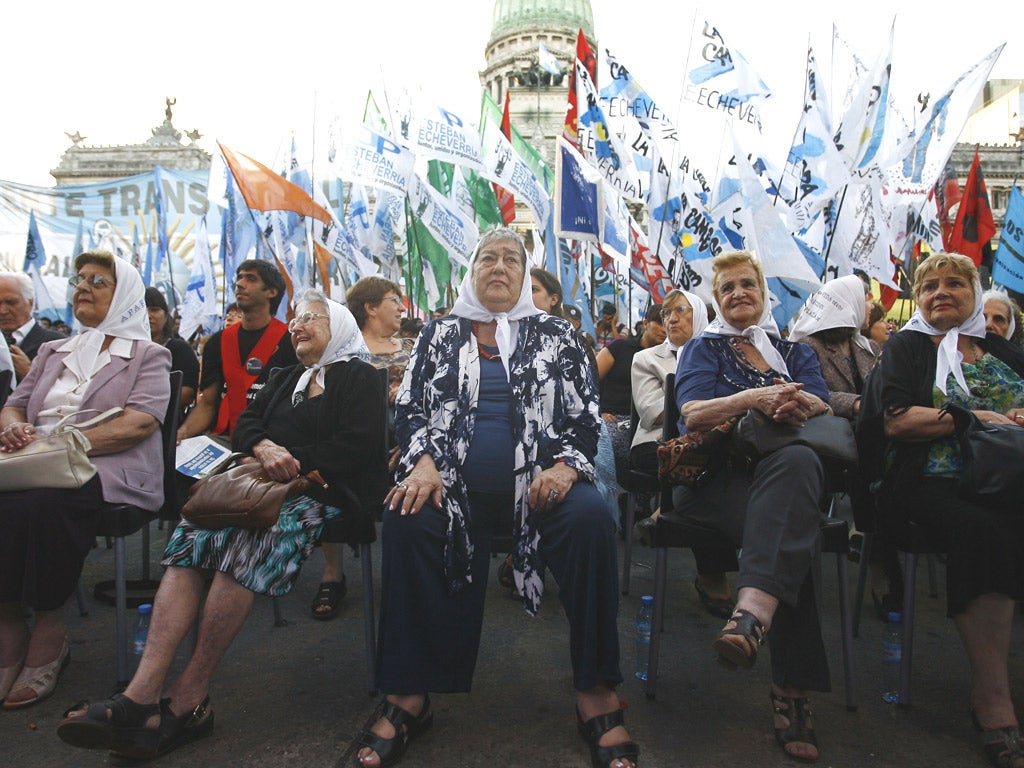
[{"left": 52, "top": 407, "right": 125, "bottom": 433}]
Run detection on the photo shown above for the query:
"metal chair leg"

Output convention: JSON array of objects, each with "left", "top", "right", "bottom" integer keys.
[
  {"left": 852, "top": 532, "right": 874, "bottom": 638},
  {"left": 645, "top": 546, "right": 668, "bottom": 700},
  {"left": 621, "top": 491, "right": 637, "bottom": 595},
  {"left": 361, "top": 543, "right": 377, "bottom": 697},
  {"left": 114, "top": 537, "right": 130, "bottom": 687},
  {"left": 75, "top": 580, "right": 89, "bottom": 617},
  {"left": 835, "top": 551, "right": 857, "bottom": 711},
  {"left": 898, "top": 552, "right": 918, "bottom": 708}
]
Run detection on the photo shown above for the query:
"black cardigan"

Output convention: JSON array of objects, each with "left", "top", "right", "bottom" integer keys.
[
  {"left": 856, "top": 330, "right": 1024, "bottom": 525},
  {"left": 232, "top": 359, "right": 387, "bottom": 544}
]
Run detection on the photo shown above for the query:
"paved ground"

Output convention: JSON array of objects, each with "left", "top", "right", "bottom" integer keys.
[{"left": 3, "top": 513, "right": 1024, "bottom": 768}]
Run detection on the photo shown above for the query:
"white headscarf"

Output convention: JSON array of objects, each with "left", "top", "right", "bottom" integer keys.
[
  {"left": 901, "top": 277, "right": 986, "bottom": 395},
  {"left": 788, "top": 275, "right": 875, "bottom": 355},
  {"left": 63, "top": 256, "right": 150, "bottom": 381},
  {"left": 666, "top": 289, "right": 709, "bottom": 352},
  {"left": 291, "top": 297, "right": 369, "bottom": 403},
  {"left": 705, "top": 272, "right": 789, "bottom": 377},
  {"left": 982, "top": 289, "right": 1017, "bottom": 340},
  {"left": 449, "top": 239, "right": 541, "bottom": 380}
]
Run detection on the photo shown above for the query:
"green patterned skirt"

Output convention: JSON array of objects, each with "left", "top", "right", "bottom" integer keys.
[{"left": 162, "top": 496, "right": 339, "bottom": 596}]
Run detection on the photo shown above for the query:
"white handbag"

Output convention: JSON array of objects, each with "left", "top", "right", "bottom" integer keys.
[{"left": 0, "top": 408, "right": 124, "bottom": 492}]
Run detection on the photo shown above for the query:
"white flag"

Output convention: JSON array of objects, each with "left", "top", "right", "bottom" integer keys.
[{"left": 178, "top": 217, "right": 218, "bottom": 342}]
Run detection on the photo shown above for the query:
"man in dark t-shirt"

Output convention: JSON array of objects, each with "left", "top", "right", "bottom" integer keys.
[{"left": 177, "top": 260, "right": 297, "bottom": 441}]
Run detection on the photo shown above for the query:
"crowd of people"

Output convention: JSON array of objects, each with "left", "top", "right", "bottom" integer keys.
[{"left": 1, "top": 233, "right": 1023, "bottom": 768}]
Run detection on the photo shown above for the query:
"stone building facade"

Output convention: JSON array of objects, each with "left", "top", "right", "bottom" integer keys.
[{"left": 50, "top": 99, "right": 210, "bottom": 186}]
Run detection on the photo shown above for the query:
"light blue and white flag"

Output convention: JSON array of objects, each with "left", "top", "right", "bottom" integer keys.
[
  {"left": 833, "top": 23, "right": 894, "bottom": 172},
  {"left": 410, "top": 102, "right": 486, "bottom": 173},
  {"left": 480, "top": 118, "right": 551, "bottom": 230},
  {"left": 23, "top": 212, "right": 59, "bottom": 321},
  {"left": 682, "top": 20, "right": 772, "bottom": 132},
  {"left": 539, "top": 42, "right": 562, "bottom": 76},
  {"left": 346, "top": 183, "right": 374, "bottom": 259},
  {"left": 779, "top": 46, "right": 850, "bottom": 232},
  {"left": 337, "top": 126, "right": 415, "bottom": 196},
  {"left": 179, "top": 216, "right": 218, "bottom": 341},
  {"left": 993, "top": 185, "right": 1024, "bottom": 294},
  {"left": 575, "top": 57, "right": 644, "bottom": 202},
  {"left": 407, "top": 172, "right": 478, "bottom": 268}
]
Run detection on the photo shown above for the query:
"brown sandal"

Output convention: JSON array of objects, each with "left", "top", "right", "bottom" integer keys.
[
  {"left": 713, "top": 608, "right": 766, "bottom": 669},
  {"left": 770, "top": 691, "right": 819, "bottom": 763}
]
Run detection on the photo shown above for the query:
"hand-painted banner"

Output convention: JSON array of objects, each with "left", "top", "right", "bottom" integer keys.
[
  {"left": 410, "top": 103, "right": 486, "bottom": 173},
  {"left": 407, "top": 173, "right": 478, "bottom": 267},
  {"left": 336, "top": 126, "right": 415, "bottom": 196}
]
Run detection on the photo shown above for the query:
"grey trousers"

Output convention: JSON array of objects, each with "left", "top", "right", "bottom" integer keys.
[{"left": 673, "top": 444, "right": 830, "bottom": 692}]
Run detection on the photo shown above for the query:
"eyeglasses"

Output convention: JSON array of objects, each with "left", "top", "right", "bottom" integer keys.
[
  {"left": 68, "top": 274, "right": 116, "bottom": 290},
  {"left": 381, "top": 295, "right": 403, "bottom": 306},
  {"left": 662, "top": 306, "right": 692, "bottom": 318},
  {"left": 288, "top": 311, "right": 328, "bottom": 330}
]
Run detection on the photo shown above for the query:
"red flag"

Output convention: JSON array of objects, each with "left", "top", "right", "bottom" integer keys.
[
  {"left": 948, "top": 148, "right": 996, "bottom": 265},
  {"left": 492, "top": 92, "right": 517, "bottom": 225},
  {"left": 563, "top": 28, "right": 596, "bottom": 148},
  {"left": 312, "top": 243, "right": 335, "bottom": 300},
  {"left": 218, "top": 142, "right": 332, "bottom": 226}
]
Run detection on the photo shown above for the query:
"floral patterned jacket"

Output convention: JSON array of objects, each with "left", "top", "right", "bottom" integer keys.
[{"left": 395, "top": 313, "right": 600, "bottom": 614}]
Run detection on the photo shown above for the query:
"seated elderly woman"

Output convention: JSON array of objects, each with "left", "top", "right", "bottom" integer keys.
[
  {"left": 357, "top": 227, "right": 637, "bottom": 768},
  {"left": 858, "top": 253, "right": 1024, "bottom": 768},
  {"left": 787, "top": 276, "right": 900, "bottom": 617},
  {"left": 630, "top": 289, "right": 737, "bottom": 619},
  {"left": 0, "top": 252, "right": 170, "bottom": 709},
  {"left": 983, "top": 289, "right": 1023, "bottom": 348},
  {"left": 58, "top": 290, "right": 386, "bottom": 761},
  {"left": 673, "top": 250, "right": 832, "bottom": 763}
]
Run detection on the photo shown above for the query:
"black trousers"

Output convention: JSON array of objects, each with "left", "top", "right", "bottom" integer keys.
[
  {"left": 673, "top": 444, "right": 830, "bottom": 692},
  {"left": 376, "top": 482, "right": 623, "bottom": 694}
]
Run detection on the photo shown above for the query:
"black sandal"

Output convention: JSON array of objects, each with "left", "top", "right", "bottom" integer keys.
[
  {"left": 56, "top": 693, "right": 160, "bottom": 752},
  {"left": 973, "top": 711, "right": 1024, "bottom": 768},
  {"left": 110, "top": 696, "right": 215, "bottom": 760},
  {"left": 713, "top": 608, "right": 766, "bottom": 669},
  {"left": 576, "top": 706, "right": 640, "bottom": 768},
  {"left": 311, "top": 578, "right": 347, "bottom": 621},
  {"left": 693, "top": 577, "right": 735, "bottom": 620},
  {"left": 770, "top": 691, "right": 819, "bottom": 763},
  {"left": 356, "top": 694, "right": 433, "bottom": 767}
]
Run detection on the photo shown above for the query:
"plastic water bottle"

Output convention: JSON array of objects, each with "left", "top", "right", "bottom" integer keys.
[
  {"left": 133, "top": 603, "right": 153, "bottom": 656},
  {"left": 635, "top": 595, "right": 654, "bottom": 681},
  {"left": 881, "top": 611, "right": 902, "bottom": 703}
]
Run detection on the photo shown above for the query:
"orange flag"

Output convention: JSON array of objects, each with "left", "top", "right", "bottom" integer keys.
[
  {"left": 312, "top": 243, "right": 335, "bottom": 300},
  {"left": 218, "top": 142, "right": 332, "bottom": 226}
]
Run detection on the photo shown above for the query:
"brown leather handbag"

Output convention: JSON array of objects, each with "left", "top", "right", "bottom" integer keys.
[
  {"left": 656, "top": 417, "right": 739, "bottom": 488},
  {"left": 181, "top": 453, "right": 313, "bottom": 529}
]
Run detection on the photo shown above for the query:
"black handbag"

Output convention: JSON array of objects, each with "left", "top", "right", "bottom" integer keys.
[
  {"left": 939, "top": 401, "right": 1024, "bottom": 505},
  {"left": 733, "top": 409, "right": 858, "bottom": 467}
]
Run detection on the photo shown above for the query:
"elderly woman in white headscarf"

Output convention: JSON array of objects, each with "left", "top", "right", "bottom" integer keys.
[
  {"left": 58, "top": 289, "right": 386, "bottom": 762},
  {"left": 857, "top": 254, "right": 1024, "bottom": 768},
  {"left": 788, "top": 274, "right": 879, "bottom": 419},
  {"left": 357, "top": 227, "right": 637, "bottom": 768},
  {"left": 673, "top": 250, "right": 831, "bottom": 763},
  {"left": 0, "top": 251, "right": 170, "bottom": 710},
  {"left": 983, "top": 289, "right": 1022, "bottom": 346}
]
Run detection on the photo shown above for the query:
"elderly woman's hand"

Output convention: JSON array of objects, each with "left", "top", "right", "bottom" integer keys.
[
  {"left": 529, "top": 462, "right": 578, "bottom": 513},
  {"left": 1007, "top": 408, "right": 1024, "bottom": 426},
  {"left": 0, "top": 422, "right": 37, "bottom": 453},
  {"left": 251, "top": 439, "right": 302, "bottom": 482},
  {"left": 387, "top": 454, "right": 443, "bottom": 515}
]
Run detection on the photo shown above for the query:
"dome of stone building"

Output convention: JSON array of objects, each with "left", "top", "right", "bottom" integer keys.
[{"left": 488, "top": 0, "right": 594, "bottom": 45}]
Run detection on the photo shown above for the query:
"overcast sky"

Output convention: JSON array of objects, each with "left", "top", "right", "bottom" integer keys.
[{"left": 2, "top": 0, "right": 1018, "bottom": 187}]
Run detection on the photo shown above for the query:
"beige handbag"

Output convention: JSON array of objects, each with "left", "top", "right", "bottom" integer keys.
[{"left": 0, "top": 408, "right": 124, "bottom": 492}]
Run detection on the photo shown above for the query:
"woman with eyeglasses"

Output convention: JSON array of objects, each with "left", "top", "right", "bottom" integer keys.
[
  {"left": 309, "top": 276, "right": 413, "bottom": 621},
  {"left": 58, "top": 289, "right": 387, "bottom": 760},
  {"left": 0, "top": 251, "right": 171, "bottom": 710}
]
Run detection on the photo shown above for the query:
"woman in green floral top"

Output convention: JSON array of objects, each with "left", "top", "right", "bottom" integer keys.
[{"left": 858, "top": 253, "right": 1024, "bottom": 768}]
